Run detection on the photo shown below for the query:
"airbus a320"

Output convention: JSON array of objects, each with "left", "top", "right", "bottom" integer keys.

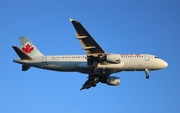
[{"left": 12, "top": 18, "right": 168, "bottom": 90}]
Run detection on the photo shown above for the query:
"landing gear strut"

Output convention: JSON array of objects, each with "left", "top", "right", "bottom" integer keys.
[
  {"left": 92, "top": 77, "right": 99, "bottom": 87},
  {"left": 89, "top": 60, "right": 98, "bottom": 73},
  {"left": 145, "top": 69, "right": 149, "bottom": 79},
  {"left": 90, "top": 66, "right": 97, "bottom": 73}
]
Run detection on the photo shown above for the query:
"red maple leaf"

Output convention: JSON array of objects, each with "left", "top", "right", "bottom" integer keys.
[{"left": 22, "top": 44, "right": 34, "bottom": 53}]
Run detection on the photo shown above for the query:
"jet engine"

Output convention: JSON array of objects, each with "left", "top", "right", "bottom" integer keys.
[
  {"left": 100, "top": 54, "right": 121, "bottom": 64},
  {"left": 102, "top": 76, "right": 120, "bottom": 86}
]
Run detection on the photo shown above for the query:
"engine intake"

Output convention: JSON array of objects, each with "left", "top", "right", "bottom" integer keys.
[{"left": 102, "top": 76, "right": 120, "bottom": 86}]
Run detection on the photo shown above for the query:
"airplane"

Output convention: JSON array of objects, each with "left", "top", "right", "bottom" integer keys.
[{"left": 12, "top": 18, "right": 168, "bottom": 90}]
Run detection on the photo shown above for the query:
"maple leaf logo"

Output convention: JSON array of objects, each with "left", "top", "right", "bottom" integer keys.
[{"left": 22, "top": 44, "right": 34, "bottom": 53}]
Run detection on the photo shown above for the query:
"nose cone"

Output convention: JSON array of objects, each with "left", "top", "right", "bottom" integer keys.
[{"left": 162, "top": 60, "right": 168, "bottom": 68}]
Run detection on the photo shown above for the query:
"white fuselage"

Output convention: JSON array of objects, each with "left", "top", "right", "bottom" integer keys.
[{"left": 14, "top": 54, "right": 168, "bottom": 74}]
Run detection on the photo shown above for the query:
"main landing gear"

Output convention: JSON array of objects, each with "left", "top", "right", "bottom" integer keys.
[
  {"left": 145, "top": 69, "right": 149, "bottom": 79},
  {"left": 92, "top": 77, "right": 99, "bottom": 87},
  {"left": 90, "top": 66, "right": 97, "bottom": 73}
]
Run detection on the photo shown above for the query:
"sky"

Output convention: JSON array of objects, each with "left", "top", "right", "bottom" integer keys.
[{"left": 0, "top": 0, "right": 180, "bottom": 113}]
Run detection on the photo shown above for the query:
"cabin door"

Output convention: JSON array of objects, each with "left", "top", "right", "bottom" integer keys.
[{"left": 144, "top": 55, "right": 150, "bottom": 61}]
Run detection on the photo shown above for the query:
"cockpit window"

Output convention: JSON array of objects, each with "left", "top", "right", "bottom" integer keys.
[{"left": 154, "top": 56, "right": 160, "bottom": 59}]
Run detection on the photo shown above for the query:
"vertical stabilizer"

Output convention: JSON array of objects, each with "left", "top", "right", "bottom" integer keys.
[{"left": 19, "top": 37, "right": 43, "bottom": 57}]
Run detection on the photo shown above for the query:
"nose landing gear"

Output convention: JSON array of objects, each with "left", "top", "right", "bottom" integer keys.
[{"left": 145, "top": 69, "right": 149, "bottom": 79}]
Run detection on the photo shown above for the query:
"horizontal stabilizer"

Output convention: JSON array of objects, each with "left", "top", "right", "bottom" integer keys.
[
  {"left": 12, "top": 46, "right": 33, "bottom": 60},
  {"left": 22, "top": 65, "right": 31, "bottom": 71}
]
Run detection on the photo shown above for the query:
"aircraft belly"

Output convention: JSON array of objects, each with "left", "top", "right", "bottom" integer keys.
[
  {"left": 77, "top": 62, "right": 125, "bottom": 74},
  {"left": 30, "top": 61, "right": 79, "bottom": 72}
]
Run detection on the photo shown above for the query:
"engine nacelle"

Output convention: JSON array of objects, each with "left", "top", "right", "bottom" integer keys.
[
  {"left": 100, "top": 54, "right": 121, "bottom": 64},
  {"left": 106, "top": 76, "right": 120, "bottom": 86}
]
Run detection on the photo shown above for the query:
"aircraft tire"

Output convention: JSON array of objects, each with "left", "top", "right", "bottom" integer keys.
[{"left": 146, "top": 75, "right": 149, "bottom": 79}]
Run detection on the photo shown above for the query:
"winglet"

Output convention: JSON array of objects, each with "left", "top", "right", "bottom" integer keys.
[{"left": 69, "top": 18, "right": 74, "bottom": 22}]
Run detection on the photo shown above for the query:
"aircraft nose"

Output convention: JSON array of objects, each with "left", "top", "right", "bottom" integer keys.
[{"left": 162, "top": 60, "right": 168, "bottom": 68}]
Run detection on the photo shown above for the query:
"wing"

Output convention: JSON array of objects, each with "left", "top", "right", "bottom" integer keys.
[
  {"left": 80, "top": 74, "right": 109, "bottom": 90},
  {"left": 70, "top": 18, "right": 105, "bottom": 56}
]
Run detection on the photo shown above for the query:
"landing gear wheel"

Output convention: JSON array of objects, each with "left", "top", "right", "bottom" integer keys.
[
  {"left": 92, "top": 77, "right": 99, "bottom": 87},
  {"left": 145, "top": 69, "right": 150, "bottom": 79},
  {"left": 146, "top": 74, "right": 149, "bottom": 79},
  {"left": 92, "top": 81, "right": 97, "bottom": 87}
]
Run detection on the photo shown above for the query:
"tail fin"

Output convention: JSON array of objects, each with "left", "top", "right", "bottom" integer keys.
[{"left": 20, "top": 37, "right": 43, "bottom": 57}]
